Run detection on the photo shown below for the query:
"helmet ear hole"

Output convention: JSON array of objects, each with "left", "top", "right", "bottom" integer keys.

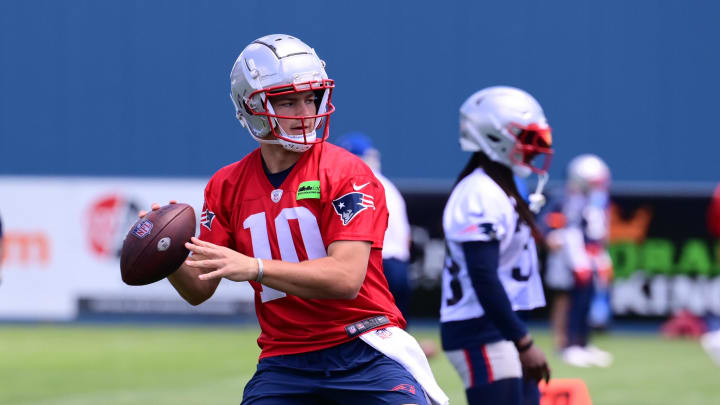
[
  {"left": 487, "top": 134, "right": 501, "bottom": 143},
  {"left": 238, "top": 92, "right": 254, "bottom": 115},
  {"left": 242, "top": 100, "right": 253, "bottom": 115}
]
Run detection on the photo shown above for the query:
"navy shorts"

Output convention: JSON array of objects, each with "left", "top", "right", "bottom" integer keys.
[{"left": 241, "top": 338, "right": 428, "bottom": 405}]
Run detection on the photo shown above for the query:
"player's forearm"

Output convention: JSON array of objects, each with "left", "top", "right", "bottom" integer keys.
[
  {"left": 260, "top": 256, "right": 366, "bottom": 300},
  {"left": 167, "top": 263, "right": 220, "bottom": 305},
  {"left": 462, "top": 241, "right": 528, "bottom": 342}
]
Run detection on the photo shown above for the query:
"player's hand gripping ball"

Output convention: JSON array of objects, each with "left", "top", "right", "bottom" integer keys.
[{"left": 120, "top": 203, "right": 196, "bottom": 286}]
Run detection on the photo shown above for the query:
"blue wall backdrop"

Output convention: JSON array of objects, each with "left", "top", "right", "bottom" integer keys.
[{"left": 1, "top": 0, "right": 718, "bottom": 184}]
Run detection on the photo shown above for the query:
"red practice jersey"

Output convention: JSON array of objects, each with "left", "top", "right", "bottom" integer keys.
[{"left": 199, "top": 142, "right": 405, "bottom": 358}]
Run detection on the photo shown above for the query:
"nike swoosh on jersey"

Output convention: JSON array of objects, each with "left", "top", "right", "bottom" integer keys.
[{"left": 353, "top": 182, "right": 370, "bottom": 191}]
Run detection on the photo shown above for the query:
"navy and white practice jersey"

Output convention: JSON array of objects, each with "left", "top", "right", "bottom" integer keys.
[
  {"left": 440, "top": 168, "right": 545, "bottom": 323},
  {"left": 544, "top": 188, "right": 612, "bottom": 290}
]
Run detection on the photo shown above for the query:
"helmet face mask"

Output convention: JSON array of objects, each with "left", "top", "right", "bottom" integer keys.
[
  {"left": 230, "top": 34, "right": 335, "bottom": 152},
  {"left": 508, "top": 123, "right": 553, "bottom": 175},
  {"left": 244, "top": 80, "right": 335, "bottom": 147}
]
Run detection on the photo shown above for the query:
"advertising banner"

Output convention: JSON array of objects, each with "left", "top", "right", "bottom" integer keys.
[
  {"left": 607, "top": 195, "right": 720, "bottom": 317},
  {"left": 401, "top": 189, "right": 720, "bottom": 319},
  {"left": 0, "top": 176, "right": 255, "bottom": 321}
]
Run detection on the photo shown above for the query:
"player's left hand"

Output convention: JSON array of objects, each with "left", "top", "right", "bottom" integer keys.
[
  {"left": 519, "top": 344, "right": 551, "bottom": 384},
  {"left": 184, "top": 237, "right": 258, "bottom": 282}
]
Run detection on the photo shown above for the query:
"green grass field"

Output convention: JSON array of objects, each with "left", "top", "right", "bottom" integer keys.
[{"left": 0, "top": 324, "right": 717, "bottom": 405}]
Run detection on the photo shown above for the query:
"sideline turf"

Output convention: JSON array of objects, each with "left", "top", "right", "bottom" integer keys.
[{"left": 0, "top": 325, "right": 717, "bottom": 405}]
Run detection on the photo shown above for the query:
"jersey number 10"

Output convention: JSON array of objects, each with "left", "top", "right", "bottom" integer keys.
[{"left": 243, "top": 207, "right": 327, "bottom": 303}]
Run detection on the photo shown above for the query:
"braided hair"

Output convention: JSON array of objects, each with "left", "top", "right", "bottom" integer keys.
[{"left": 455, "top": 152, "right": 542, "bottom": 241}]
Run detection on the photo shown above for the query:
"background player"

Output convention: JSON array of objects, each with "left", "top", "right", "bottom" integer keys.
[
  {"left": 543, "top": 154, "right": 613, "bottom": 368},
  {"left": 335, "top": 133, "right": 412, "bottom": 316},
  {"left": 702, "top": 184, "right": 720, "bottom": 366},
  {"left": 0, "top": 212, "right": 4, "bottom": 285},
  {"left": 139, "top": 34, "right": 447, "bottom": 405},
  {"left": 440, "top": 86, "right": 552, "bottom": 405},
  {"left": 336, "top": 132, "right": 438, "bottom": 357}
]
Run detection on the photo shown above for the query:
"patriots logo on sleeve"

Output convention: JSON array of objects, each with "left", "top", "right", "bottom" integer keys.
[
  {"left": 200, "top": 208, "right": 216, "bottom": 231},
  {"left": 332, "top": 192, "right": 375, "bottom": 226},
  {"left": 461, "top": 222, "right": 498, "bottom": 240}
]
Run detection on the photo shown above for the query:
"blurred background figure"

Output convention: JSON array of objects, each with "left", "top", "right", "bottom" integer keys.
[
  {"left": 335, "top": 133, "right": 411, "bottom": 314},
  {"left": 701, "top": 183, "right": 720, "bottom": 366},
  {"left": 543, "top": 154, "right": 614, "bottom": 368},
  {"left": 0, "top": 212, "right": 3, "bottom": 285},
  {"left": 707, "top": 183, "right": 720, "bottom": 238},
  {"left": 336, "top": 132, "right": 437, "bottom": 357}
]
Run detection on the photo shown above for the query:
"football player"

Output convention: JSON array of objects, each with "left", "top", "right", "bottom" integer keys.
[
  {"left": 142, "top": 34, "right": 447, "bottom": 405},
  {"left": 440, "top": 86, "right": 552, "bottom": 405},
  {"left": 543, "top": 154, "right": 613, "bottom": 367}
]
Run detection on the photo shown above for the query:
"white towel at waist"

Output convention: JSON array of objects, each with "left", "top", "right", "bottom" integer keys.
[{"left": 360, "top": 327, "right": 449, "bottom": 405}]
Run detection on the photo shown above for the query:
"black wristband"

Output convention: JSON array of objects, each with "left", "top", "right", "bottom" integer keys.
[{"left": 515, "top": 339, "right": 534, "bottom": 353}]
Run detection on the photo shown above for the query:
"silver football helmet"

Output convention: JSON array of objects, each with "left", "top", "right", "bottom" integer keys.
[
  {"left": 460, "top": 86, "right": 554, "bottom": 212},
  {"left": 230, "top": 34, "right": 335, "bottom": 152},
  {"left": 459, "top": 86, "right": 553, "bottom": 177},
  {"left": 567, "top": 154, "right": 610, "bottom": 192}
]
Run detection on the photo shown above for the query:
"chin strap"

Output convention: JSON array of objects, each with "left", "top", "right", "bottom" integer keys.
[
  {"left": 255, "top": 137, "right": 281, "bottom": 145},
  {"left": 253, "top": 133, "right": 314, "bottom": 152},
  {"left": 528, "top": 172, "right": 549, "bottom": 214}
]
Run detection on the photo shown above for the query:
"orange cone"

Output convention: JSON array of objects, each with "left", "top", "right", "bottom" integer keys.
[{"left": 539, "top": 378, "right": 592, "bottom": 405}]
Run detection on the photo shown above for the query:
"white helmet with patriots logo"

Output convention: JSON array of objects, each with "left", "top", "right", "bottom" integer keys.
[
  {"left": 230, "top": 34, "right": 335, "bottom": 152},
  {"left": 459, "top": 86, "right": 553, "bottom": 178}
]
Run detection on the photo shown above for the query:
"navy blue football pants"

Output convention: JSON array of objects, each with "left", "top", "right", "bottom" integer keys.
[
  {"left": 241, "top": 338, "right": 428, "bottom": 405},
  {"left": 567, "top": 281, "right": 595, "bottom": 347}
]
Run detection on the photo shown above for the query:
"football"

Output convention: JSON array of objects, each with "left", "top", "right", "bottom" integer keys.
[{"left": 120, "top": 203, "right": 196, "bottom": 286}]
